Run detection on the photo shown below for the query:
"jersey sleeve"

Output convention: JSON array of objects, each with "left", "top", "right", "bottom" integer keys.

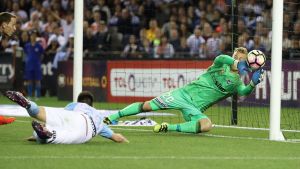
[
  {"left": 236, "top": 80, "right": 255, "bottom": 96},
  {"left": 98, "top": 124, "right": 114, "bottom": 139},
  {"left": 64, "top": 102, "right": 77, "bottom": 110},
  {"left": 213, "top": 55, "right": 235, "bottom": 68}
]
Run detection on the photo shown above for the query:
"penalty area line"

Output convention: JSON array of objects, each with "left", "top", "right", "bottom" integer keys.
[{"left": 0, "top": 155, "right": 300, "bottom": 160}]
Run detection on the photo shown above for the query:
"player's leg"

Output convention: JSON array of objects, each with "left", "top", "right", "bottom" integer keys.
[
  {"left": 154, "top": 113, "right": 212, "bottom": 133},
  {"left": 104, "top": 100, "right": 159, "bottom": 124},
  {"left": 25, "top": 69, "right": 33, "bottom": 97},
  {"left": 153, "top": 89, "right": 213, "bottom": 133},
  {"left": 35, "top": 80, "right": 41, "bottom": 98},
  {"left": 4, "top": 91, "right": 46, "bottom": 122},
  {"left": 34, "top": 69, "right": 42, "bottom": 98},
  {"left": 27, "top": 80, "right": 33, "bottom": 97},
  {"left": 36, "top": 112, "right": 94, "bottom": 144}
]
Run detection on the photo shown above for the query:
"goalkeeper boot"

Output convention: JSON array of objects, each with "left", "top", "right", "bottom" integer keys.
[
  {"left": 103, "top": 117, "right": 112, "bottom": 125},
  {"left": 153, "top": 122, "right": 168, "bottom": 133},
  {"left": 32, "top": 120, "right": 52, "bottom": 139},
  {"left": 4, "top": 91, "right": 31, "bottom": 109},
  {"left": 0, "top": 116, "right": 15, "bottom": 125}
]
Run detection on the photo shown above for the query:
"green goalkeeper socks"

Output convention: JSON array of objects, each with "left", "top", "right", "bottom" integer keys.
[
  {"left": 109, "top": 102, "right": 143, "bottom": 121},
  {"left": 168, "top": 121, "right": 200, "bottom": 133}
]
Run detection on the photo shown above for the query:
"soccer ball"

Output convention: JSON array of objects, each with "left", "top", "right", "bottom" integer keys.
[{"left": 247, "top": 50, "right": 266, "bottom": 70}]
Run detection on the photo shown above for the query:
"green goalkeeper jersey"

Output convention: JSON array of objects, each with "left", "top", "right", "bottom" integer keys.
[{"left": 182, "top": 55, "right": 254, "bottom": 112}]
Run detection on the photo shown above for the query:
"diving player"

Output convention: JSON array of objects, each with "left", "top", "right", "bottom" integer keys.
[
  {"left": 4, "top": 91, "right": 128, "bottom": 144},
  {"left": 104, "top": 47, "right": 265, "bottom": 134}
]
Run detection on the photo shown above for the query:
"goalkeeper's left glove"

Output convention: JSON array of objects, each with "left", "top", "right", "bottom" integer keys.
[
  {"left": 250, "top": 68, "right": 265, "bottom": 86},
  {"left": 237, "top": 60, "right": 250, "bottom": 75}
]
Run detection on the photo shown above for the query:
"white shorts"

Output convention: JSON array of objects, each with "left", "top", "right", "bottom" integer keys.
[{"left": 44, "top": 107, "right": 95, "bottom": 144}]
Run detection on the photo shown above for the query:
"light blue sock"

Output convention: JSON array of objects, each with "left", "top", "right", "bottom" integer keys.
[{"left": 27, "top": 101, "right": 40, "bottom": 117}]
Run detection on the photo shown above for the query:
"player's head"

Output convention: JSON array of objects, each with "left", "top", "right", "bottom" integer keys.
[
  {"left": 77, "top": 91, "right": 94, "bottom": 107},
  {"left": 0, "top": 12, "right": 17, "bottom": 37},
  {"left": 232, "top": 47, "right": 248, "bottom": 61}
]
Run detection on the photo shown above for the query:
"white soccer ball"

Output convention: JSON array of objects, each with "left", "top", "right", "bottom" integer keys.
[{"left": 247, "top": 50, "right": 266, "bottom": 70}]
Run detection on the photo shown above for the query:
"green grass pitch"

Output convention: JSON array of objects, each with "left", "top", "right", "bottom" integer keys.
[{"left": 1, "top": 97, "right": 300, "bottom": 169}]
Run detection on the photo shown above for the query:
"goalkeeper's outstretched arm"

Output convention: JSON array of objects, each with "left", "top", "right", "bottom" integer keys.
[{"left": 237, "top": 69, "right": 265, "bottom": 96}]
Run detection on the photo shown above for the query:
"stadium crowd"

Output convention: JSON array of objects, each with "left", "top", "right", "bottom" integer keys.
[
  {"left": 1, "top": 0, "right": 300, "bottom": 98},
  {"left": 0, "top": 0, "right": 300, "bottom": 60}
]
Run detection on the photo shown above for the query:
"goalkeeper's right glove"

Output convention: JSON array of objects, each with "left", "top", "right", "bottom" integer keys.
[
  {"left": 250, "top": 68, "right": 265, "bottom": 86},
  {"left": 237, "top": 60, "right": 250, "bottom": 75}
]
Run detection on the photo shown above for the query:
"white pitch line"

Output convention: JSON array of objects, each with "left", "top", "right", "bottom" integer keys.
[
  {"left": 0, "top": 155, "right": 300, "bottom": 160},
  {"left": 15, "top": 120, "right": 30, "bottom": 123},
  {"left": 111, "top": 127, "right": 300, "bottom": 143}
]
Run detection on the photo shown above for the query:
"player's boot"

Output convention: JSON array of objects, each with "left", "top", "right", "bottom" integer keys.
[
  {"left": 0, "top": 116, "right": 16, "bottom": 125},
  {"left": 31, "top": 120, "right": 52, "bottom": 139},
  {"left": 153, "top": 122, "right": 168, "bottom": 133},
  {"left": 4, "top": 91, "right": 31, "bottom": 109},
  {"left": 103, "top": 117, "right": 112, "bottom": 125}
]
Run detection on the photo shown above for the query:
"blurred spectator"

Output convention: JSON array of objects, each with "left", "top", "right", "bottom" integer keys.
[
  {"left": 19, "top": 31, "right": 29, "bottom": 48},
  {"left": 253, "top": 35, "right": 266, "bottom": 53},
  {"left": 95, "top": 21, "right": 110, "bottom": 52},
  {"left": 289, "top": 38, "right": 300, "bottom": 59},
  {"left": 141, "top": 39, "right": 153, "bottom": 58},
  {"left": 145, "top": 19, "right": 160, "bottom": 43},
  {"left": 117, "top": 8, "right": 140, "bottom": 38},
  {"left": 42, "top": 36, "right": 59, "bottom": 96},
  {"left": 51, "top": 11, "right": 74, "bottom": 41},
  {"left": 178, "top": 37, "right": 190, "bottom": 58},
  {"left": 186, "top": 27, "right": 205, "bottom": 58},
  {"left": 91, "top": 11, "right": 103, "bottom": 35},
  {"left": 121, "top": 35, "right": 143, "bottom": 59},
  {"left": 169, "top": 28, "right": 181, "bottom": 51},
  {"left": 12, "top": 2, "right": 28, "bottom": 22},
  {"left": 5, "top": 40, "right": 25, "bottom": 92},
  {"left": 282, "top": 32, "right": 292, "bottom": 59},
  {"left": 24, "top": 30, "right": 44, "bottom": 98},
  {"left": 52, "top": 34, "right": 74, "bottom": 69},
  {"left": 206, "top": 30, "right": 223, "bottom": 59},
  {"left": 162, "top": 15, "right": 177, "bottom": 36},
  {"left": 154, "top": 35, "right": 175, "bottom": 59},
  {"left": 92, "top": 0, "right": 111, "bottom": 22},
  {"left": 202, "top": 22, "right": 213, "bottom": 40},
  {"left": 83, "top": 26, "right": 98, "bottom": 56},
  {"left": 21, "top": 11, "right": 42, "bottom": 32},
  {"left": 47, "top": 25, "right": 66, "bottom": 50}
]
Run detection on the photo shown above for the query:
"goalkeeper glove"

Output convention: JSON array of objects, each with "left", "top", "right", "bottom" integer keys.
[
  {"left": 237, "top": 60, "right": 250, "bottom": 75},
  {"left": 250, "top": 68, "right": 265, "bottom": 86}
]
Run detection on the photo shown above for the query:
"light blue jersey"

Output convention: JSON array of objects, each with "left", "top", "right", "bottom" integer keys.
[{"left": 64, "top": 102, "right": 113, "bottom": 139}]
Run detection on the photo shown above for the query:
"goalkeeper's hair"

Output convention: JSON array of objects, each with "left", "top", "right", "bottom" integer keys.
[
  {"left": 233, "top": 47, "right": 248, "bottom": 60},
  {"left": 0, "top": 12, "right": 16, "bottom": 25},
  {"left": 77, "top": 91, "right": 94, "bottom": 107},
  {"left": 234, "top": 47, "right": 248, "bottom": 54}
]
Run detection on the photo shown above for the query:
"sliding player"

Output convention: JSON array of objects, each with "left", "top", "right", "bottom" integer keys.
[
  {"left": 0, "top": 12, "right": 17, "bottom": 125},
  {"left": 4, "top": 91, "right": 128, "bottom": 144},
  {"left": 104, "top": 47, "right": 265, "bottom": 134}
]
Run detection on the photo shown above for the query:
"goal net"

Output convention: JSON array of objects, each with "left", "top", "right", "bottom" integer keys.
[{"left": 65, "top": 0, "right": 299, "bottom": 141}]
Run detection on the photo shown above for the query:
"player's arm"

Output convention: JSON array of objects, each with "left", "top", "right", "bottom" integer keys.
[
  {"left": 213, "top": 55, "right": 249, "bottom": 74},
  {"left": 99, "top": 125, "right": 129, "bottom": 143},
  {"left": 237, "top": 69, "right": 265, "bottom": 96}
]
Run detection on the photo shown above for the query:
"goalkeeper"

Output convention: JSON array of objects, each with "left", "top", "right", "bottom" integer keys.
[{"left": 104, "top": 47, "right": 265, "bottom": 134}]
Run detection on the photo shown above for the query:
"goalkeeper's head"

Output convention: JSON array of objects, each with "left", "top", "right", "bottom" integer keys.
[
  {"left": 77, "top": 91, "right": 94, "bottom": 107},
  {"left": 232, "top": 47, "right": 248, "bottom": 61}
]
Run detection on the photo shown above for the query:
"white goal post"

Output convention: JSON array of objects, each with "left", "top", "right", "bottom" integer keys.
[
  {"left": 270, "top": 0, "right": 285, "bottom": 141},
  {"left": 73, "top": 0, "right": 83, "bottom": 101}
]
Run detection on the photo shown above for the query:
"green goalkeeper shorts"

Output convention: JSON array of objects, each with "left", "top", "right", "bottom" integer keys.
[{"left": 150, "top": 88, "right": 208, "bottom": 122}]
